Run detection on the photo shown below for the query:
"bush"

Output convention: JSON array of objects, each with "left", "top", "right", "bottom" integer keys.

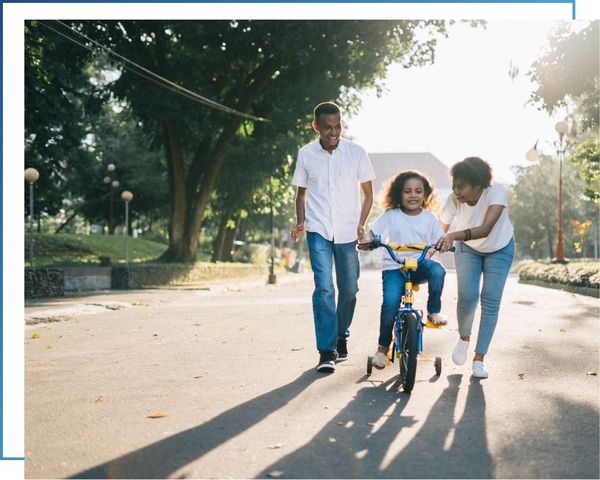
[{"left": 518, "top": 261, "right": 600, "bottom": 288}]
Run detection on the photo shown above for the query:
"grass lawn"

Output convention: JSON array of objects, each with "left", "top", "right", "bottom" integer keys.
[{"left": 25, "top": 232, "right": 180, "bottom": 267}]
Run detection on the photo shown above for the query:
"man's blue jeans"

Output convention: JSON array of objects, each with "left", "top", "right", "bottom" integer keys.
[
  {"left": 306, "top": 232, "right": 360, "bottom": 353},
  {"left": 454, "top": 238, "right": 515, "bottom": 355},
  {"left": 378, "top": 259, "right": 446, "bottom": 347}
]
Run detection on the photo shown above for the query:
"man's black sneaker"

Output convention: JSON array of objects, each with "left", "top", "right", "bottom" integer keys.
[
  {"left": 317, "top": 351, "right": 337, "bottom": 373},
  {"left": 336, "top": 338, "right": 348, "bottom": 362}
]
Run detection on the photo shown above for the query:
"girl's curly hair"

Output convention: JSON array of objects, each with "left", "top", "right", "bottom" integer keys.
[{"left": 382, "top": 170, "right": 438, "bottom": 212}]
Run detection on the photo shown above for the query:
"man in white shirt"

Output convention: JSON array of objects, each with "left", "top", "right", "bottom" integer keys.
[{"left": 291, "top": 102, "right": 375, "bottom": 373}]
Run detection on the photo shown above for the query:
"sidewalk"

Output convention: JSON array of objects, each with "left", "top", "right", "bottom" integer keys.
[{"left": 25, "top": 271, "right": 313, "bottom": 326}]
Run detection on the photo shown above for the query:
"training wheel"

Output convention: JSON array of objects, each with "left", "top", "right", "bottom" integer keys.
[
  {"left": 367, "top": 356, "right": 373, "bottom": 375},
  {"left": 435, "top": 356, "right": 442, "bottom": 376}
]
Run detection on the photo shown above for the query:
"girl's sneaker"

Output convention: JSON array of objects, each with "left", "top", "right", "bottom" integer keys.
[
  {"left": 427, "top": 313, "right": 448, "bottom": 325},
  {"left": 372, "top": 347, "right": 388, "bottom": 369}
]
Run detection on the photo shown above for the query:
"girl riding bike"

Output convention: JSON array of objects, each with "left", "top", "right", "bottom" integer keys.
[{"left": 361, "top": 170, "right": 448, "bottom": 370}]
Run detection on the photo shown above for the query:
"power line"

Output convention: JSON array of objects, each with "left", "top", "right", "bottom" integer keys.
[{"left": 37, "top": 20, "right": 269, "bottom": 123}]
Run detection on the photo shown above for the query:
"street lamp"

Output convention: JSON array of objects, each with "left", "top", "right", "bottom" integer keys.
[
  {"left": 103, "top": 163, "right": 120, "bottom": 234},
  {"left": 268, "top": 177, "right": 277, "bottom": 285},
  {"left": 553, "top": 120, "right": 569, "bottom": 264},
  {"left": 121, "top": 190, "right": 133, "bottom": 266},
  {"left": 526, "top": 140, "right": 540, "bottom": 162},
  {"left": 25, "top": 168, "right": 40, "bottom": 267}
]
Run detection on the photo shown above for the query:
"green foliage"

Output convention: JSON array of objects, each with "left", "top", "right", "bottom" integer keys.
[
  {"left": 570, "top": 139, "right": 600, "bottom": 204},
  {"left": 509, "top": 156, "right": 598, "bottom": 260},
  {"left": 529, "top": 21, "right": 599, "bottom": 123}
]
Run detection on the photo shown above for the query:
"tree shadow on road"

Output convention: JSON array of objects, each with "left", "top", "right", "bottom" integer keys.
[
  {"left": 257, "top": 374, "right": 492, "bottom": 478},
  {"left": 70, "top": 369, "right": 319, "bottom": 479}
]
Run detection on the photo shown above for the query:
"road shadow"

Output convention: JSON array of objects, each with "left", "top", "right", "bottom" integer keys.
[
  {"left": 257, "top": 373, "right": 490, "bottom": 478},
  {"left": 70, "top": 369, "right": 318, "bottom": 479}
]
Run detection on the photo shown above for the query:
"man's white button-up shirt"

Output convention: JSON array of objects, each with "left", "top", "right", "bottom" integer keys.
[{"left": 292, "top": 138, "right": 375, "bottom": 244}]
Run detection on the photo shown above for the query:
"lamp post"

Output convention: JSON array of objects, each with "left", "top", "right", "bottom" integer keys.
[
  {"left": 121, "top": 191, "right": 133, "bottom": 265},
  {"left": 25, "top": 168, "right": 40, "bottom": 267},
  {"left": 553, "top": 120, "right": 569, "bottom": 264},
  {"left": 103, "top": 163, "right": 120, "bottom": 234},
  {"left": 268, "top": 177, "right": 277, "bottom": 285}
]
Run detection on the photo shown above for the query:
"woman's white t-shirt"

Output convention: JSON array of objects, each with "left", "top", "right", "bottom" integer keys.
[
  {"left": 439, "top": 182, "right": 514, "bottom": 253},
  {"left": 370, "top": 208, "right": 444, "bottom": 271}
]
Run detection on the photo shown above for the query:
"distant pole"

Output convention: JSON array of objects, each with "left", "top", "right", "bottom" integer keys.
[
  {"left": 553, "top": 121, "right": 569, "bottom": 264},
  {"left": 268, "top": 178, "right": 277, "bottom": 284},
  {"left": 25, "top": 168, "right": 40, "bottom": 267},
  {"left": 121, "top": 191, "right": 134, "bottom": 265}
]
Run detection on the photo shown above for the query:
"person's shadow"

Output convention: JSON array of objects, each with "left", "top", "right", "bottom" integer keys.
[
  {"left": 257, "top": 374, "right": 493, "bottom": 478},
  {"left": 71, "top": 369, "right": 318, "bottom": 479}
]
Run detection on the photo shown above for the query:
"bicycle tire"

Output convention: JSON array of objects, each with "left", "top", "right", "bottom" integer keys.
[
  {"left": 367, "top": 356, "right": 373, "bottom": 375},
  {"left": 399, "top": 312, "right": 419, "bottom": 392}
]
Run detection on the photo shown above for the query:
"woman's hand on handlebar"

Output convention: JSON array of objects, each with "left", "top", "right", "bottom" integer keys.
[{"left": 435, "top": 233, "right": 455, "bottom": 253}]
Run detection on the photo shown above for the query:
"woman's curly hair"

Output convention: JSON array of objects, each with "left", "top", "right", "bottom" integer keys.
[{"left": 382, "top": 170, "right": 438, "bottom": 212}]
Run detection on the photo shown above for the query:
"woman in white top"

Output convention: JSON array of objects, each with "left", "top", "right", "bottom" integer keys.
[{"left": 436, "top": 157, "right": 515, "bottom": 378}]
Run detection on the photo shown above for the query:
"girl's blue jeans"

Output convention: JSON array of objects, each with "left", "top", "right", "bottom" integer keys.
[
  {"left": 306, "top": 232, "right": 360, "bottom": 353},
  {"left": 378, "top": 259, "right": 446, "bottom": 347},
  {"left": 454, "top": 238, "right": 515, "bottom": 355}
]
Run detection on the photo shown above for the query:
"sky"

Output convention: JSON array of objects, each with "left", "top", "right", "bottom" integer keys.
[{"left": 345, "top": 20, "right": 582, "bottom": 185}]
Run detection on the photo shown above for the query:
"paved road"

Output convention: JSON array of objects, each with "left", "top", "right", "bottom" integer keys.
[{"left": 25, "top": 271, "right": 599, "bottom": 479}]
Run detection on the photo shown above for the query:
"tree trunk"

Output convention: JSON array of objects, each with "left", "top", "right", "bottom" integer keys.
[
  {"left": 158, "top": 121, "right": 191, "bottom": 262},
  {"left": 222, "top": 221, "right": 237, "bottom": 262},
  {"left": 211, "top": 212, "right": 230, "bottom": 262}
]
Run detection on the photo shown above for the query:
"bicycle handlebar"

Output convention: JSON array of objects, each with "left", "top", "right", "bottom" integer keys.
[{"left": 357, "top": 236, "right": 455, "bottom": 265}]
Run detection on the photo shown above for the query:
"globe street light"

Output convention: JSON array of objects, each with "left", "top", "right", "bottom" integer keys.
[
  {"left": 526, "top": 141, "right": 540, "bottom": 162},
  {"left": 121, "top": 190, "right": 133, "bottom": 266},
  {"left": 554, "top": 120, "right": 569, "bottom": 264},
  {"left": 25, "top": 168, "right": 40, "bottom": 267}
]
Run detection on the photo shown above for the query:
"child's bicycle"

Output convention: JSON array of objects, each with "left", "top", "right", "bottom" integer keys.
[{"left": 358, "top": 236, "right": 454, "bottom": 393}]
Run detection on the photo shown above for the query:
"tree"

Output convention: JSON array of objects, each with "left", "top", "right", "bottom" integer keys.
[
  {"left": 529, "top": 21, "right": 599, "bottom": 204},
  {"left": 25, "top": 21, "right": 106, "bottom": 218},
  {"left": 510, "top": 156, "right": 594, "bottom": 259},
  {"left": 64, "top": 20, "right": 450, "bottom": 262}
]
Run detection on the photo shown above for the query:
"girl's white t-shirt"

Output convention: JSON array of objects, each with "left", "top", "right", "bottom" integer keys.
[
  {"left": 439, "top": 182, "right": 514, "bottom": 253},
  {"left": 370, "top": 208, "right": 444, "bottom": 271}
]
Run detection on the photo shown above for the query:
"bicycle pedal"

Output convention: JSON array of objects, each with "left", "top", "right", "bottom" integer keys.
[{"left": 425, "top": 320, "right": 444, "bottom": 329}]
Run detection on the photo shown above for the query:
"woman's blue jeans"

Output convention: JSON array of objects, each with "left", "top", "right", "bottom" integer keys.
[
  {"left": 306, "top": 232, "right": 360, "bottom": 353},
  {"left": 378, "top": 259, "right": 446, "bottom": 348},
  {"left": 454, "top": 238, "right": 515, "bottom": 355}
]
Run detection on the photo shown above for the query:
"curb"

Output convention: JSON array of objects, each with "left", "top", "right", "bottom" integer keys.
[{"left": 518, "top": 278, "right": 600, "bottom": 298}]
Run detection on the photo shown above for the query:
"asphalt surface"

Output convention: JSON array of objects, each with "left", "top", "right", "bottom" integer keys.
[{"left": 25, "top": 270, "right": 599, "bottom": 479}]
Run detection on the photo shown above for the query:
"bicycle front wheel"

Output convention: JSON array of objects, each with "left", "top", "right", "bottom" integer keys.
[{"left": 399, "top": 312, "right": 419, "bottom": 392}]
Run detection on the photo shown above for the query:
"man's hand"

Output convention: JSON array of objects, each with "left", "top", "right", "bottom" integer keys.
[{"left": 291, "top": 224, "right": 305, "bottom": 241}]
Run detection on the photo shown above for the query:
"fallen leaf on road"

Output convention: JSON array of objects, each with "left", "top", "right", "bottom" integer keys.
[
  {"left": 32, "top": 333, "right": 40, "bottom": 339},
  {"left": 95, "top": 395, "right": 104, "bottom": 403},
  {"left": 328, "top": 437, "right": 336, "bottom": 443},
  {"left": 291, "top": 347, "right": 304, "bottom": 351},
  {"left": 518, "top": 373, "right": 525, "bottom": 379},
  {"left": 560, "top": 328, "right": 567, "bottom": 332},
  {"left": 146, "top": 412, "right": 168, "bottom": 419},
  {"left": 337, "top": 421, "right": 344, "bottom": 426},
  {"left": 268, "top": 443, "right": 284, "bottom": 449},
  {"left": 239, "top": 326, "right": 246, "bottom": 331},
  {"left": 193, "top": 375, "right": 203, "bottom": 379},
  {"left": 587, "top": 372, "right": 598, "bottom": 376},
  {"left": 267, "top": 471, "right": 285, "bottom": 478}
]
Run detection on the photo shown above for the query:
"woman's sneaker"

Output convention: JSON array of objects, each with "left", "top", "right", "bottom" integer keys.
[
  {"left": 372, "top": 348, "right": 388, "bottom": 370},
  {"left": 452, "top": 339, "right": 469, "bottom": 365},
  {"left": 472, "top": 360, "right": 489, "bottom": 378}
]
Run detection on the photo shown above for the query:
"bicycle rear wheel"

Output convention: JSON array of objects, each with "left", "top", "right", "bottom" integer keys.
[{"left": 399, "top": 312, "right": 419, "bottom": 392}]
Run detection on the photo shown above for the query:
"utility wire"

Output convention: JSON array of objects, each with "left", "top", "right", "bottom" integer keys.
[{"left": 38, "top": 20, "right": 269, "bottom": 123}]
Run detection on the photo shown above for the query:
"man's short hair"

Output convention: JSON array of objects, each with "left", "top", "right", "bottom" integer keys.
[{"left": 314, "top": 102, "right": 341, "bottom": 124}]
